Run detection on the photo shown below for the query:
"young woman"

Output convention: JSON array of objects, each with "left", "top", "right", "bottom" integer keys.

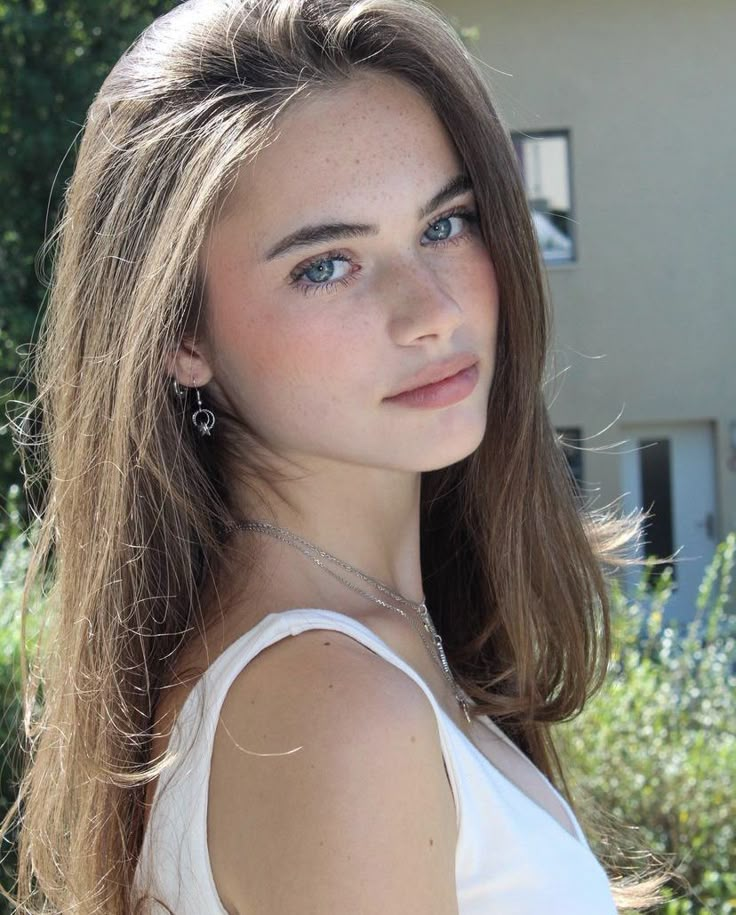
[{"left": 3, "top": 0, "right": 673, "bottom": 912}]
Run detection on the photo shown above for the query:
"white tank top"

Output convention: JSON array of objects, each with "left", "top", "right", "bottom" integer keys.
[{"left": 133, "top": 609, "right": 617, "bottom": 913}]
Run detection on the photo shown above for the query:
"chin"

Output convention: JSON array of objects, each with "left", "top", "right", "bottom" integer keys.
[{"left": 416, "top": 420, "right": 487, "bottom": 472}]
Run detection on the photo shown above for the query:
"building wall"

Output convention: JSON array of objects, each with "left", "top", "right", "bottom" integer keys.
[{"left": 434, "top": 0, "right": 734, "bottom": 590}]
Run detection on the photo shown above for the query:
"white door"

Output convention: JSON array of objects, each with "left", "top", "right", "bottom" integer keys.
[{"left": 619, "top": 422, "right": 718, "bottom": 627}]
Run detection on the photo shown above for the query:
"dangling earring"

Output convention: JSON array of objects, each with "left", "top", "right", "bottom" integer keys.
[
  {"left": 171, "top": 379, "right": 215, "bottom": 437},
  {"left": 191, "top": 386, "right": 215, "bottom": 437}
]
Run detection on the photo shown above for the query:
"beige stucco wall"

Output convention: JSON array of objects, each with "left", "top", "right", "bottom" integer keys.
[{"left": 435, "top": 0, "right": 735, "bottom": 539}]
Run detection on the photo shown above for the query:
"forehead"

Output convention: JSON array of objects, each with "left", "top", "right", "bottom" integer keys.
[{"left": 218, "top": 72, "right": 462, "bottom": 231}]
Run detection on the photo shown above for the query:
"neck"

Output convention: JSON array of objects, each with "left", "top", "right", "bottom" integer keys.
[{"left": 225, "top": 459, "right": 426, "bottom": 606}]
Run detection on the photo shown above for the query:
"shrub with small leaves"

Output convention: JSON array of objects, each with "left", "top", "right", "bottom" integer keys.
[
  {"left": 555, "top": 534, "right": 736, "bottom": 914},
  {"left": 1, "top": 530, "right": 734, "bottom": 911}
]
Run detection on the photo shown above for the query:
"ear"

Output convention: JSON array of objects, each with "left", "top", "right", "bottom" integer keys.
[{"left": 167, "top": 336, "right": 215, "bottom": 389}]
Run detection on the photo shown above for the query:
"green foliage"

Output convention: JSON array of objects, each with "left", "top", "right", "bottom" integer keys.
[
  {"left": 555, "top": 534, "right": 736, "bottom": 914},
  {"left": 0, "top": 0, "right": 178, "bottom": 542},
  {"left": 448, "top": 15, "right": 480, "bottom": 47},
  {"left": 0, "top": 484, "right": 22, "bottom": 547},
  {"left": 0, "top": 527, "right": 44, "bottom": 911},
  {"left": 0, "top": 532, "right": 733, "bottom": 911},
  {"left": 0, "top": 2, "right": 481, "bottom": 547}
]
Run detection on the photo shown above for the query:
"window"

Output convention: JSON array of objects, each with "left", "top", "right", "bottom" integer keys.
[
  {"left": 556, "top": 427, "right": 584, "bottom": 496},
  {"left": 512, "top": 129, "right": 575, "bottom": 264},
  {"left": 639, "top": 437, "right": 676, "bottom": 587}
]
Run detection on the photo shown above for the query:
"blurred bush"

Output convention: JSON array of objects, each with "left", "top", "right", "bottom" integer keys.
[
  {"left": 0, "top": 525, "right": 44, "bottom": 911},
  {"left": 0, "top": 0, "right": 178, "bottom": 545},
  {"left": 0, "top": 531, "right": 733, "bottom": 912},
  {"left": 555, "top": 533, "right": 736, "bottom": 914}
]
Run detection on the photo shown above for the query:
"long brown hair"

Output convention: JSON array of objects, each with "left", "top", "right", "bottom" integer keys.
[{"left": 2, "top": 0, "right": 673, "bottom": 911}]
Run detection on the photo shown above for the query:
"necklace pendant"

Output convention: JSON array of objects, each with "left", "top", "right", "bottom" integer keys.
[{"left": 460, "top": 697, "right": 472, "bottom": 723}]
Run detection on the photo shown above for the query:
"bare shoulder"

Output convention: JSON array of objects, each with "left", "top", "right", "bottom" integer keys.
[{"left": 207, "top": 627, "right": 459, "bottom": 915}]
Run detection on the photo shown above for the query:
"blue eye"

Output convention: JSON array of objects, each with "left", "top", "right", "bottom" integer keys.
[
  {"left": 288, "top": 206, "right": 479, "bottom": 297},
  {"left": 424, "top": 209, "right": 476, "bottom": 243}
]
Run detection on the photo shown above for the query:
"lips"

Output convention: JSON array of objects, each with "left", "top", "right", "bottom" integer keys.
[{"left": 385, "top": 352, "right": 479, "bottom": 398}]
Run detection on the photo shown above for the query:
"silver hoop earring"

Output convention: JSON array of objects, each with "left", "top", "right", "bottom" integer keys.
[
  {"left": 191, "top": 386, "right": 216, "bottom": 437},
  {"left": 171, "top": 379, "right": 215, "bottom": 437}
]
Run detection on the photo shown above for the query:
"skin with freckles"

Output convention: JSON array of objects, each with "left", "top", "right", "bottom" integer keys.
[
  {"left": 170, "top": 70, "right": 499, "bottom": 622},
  {"left": 153, "top": 76, "right": 537, "bottom": 904}
]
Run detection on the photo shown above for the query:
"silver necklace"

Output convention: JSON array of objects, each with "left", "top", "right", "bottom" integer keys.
[{"left": 222, "top": 520, "right": 472, "bottom": 723}]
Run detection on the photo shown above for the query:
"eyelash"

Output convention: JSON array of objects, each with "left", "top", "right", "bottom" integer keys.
[{"left": 288, "top": 205, "right": 479, "bottom": 297}]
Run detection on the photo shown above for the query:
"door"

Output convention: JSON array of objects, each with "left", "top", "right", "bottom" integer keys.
[{"left": 619, "top": 422, "right": 718, "bottom": 627}]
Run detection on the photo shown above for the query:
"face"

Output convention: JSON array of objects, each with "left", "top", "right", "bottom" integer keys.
[{"left": 182, "top": 72, "right": 499, "bottom": 476}]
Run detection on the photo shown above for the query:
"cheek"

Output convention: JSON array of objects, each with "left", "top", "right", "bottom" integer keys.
[
  {"left": 453, "top": 247, "right": 500, "bottom": 328},
  {"left": 213, "top": 295, "right": 366, "bottom": 419},
  {"left": 485, "top": 262, "right": 501, "bottom": 326}
]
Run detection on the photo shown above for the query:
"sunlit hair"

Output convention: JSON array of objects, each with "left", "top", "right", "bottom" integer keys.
[{"left": 3, "top": 0, "right": 675, "bottom": 911}]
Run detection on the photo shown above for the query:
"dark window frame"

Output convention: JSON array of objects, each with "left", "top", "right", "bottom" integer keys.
[{"left": 511, "top": 128, "right": 577, "bottom": 265}]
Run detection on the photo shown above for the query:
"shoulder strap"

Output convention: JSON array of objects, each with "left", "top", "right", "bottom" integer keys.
[
  {"left": 263, "top": 611, "right": 585, "bottom": 847},
  {"left": 139, "top": 607, "right": 464, "bottom": 909},
  {"left": 184, "top": 607, "right": 462, "bottom": 829}
]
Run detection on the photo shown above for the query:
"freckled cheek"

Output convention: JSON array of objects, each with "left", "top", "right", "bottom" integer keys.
[
  {"left": 217, "top": 306, "right": 361, "bottom": 408},
  {"left": 448, "top": 251, "right": 500, "bottom": 324},
  {"left": 484, "top": 262, "right": 501, "bottom": 326}
]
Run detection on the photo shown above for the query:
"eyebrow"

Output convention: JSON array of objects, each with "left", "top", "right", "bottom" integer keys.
[{"left": 262, "top": 173, "right": 474, "bottom": 262}]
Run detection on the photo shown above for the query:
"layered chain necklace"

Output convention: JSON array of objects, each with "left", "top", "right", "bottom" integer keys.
[{"left": 221, "top": 520, "right": 472, "bottom": 723}]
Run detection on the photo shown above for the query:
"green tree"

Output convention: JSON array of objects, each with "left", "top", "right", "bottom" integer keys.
[
  {"left": 556, "top": 535, "right": 736, "bottom": 913},
  {"left": 0, "top": 3, "right": 480, "bottom": 547},
  {"left": 0, "top": 0, "right": 177, "bottom": 542}
]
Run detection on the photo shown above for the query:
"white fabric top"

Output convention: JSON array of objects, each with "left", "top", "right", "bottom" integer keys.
[{"left": 133, "top": 609, "right": 617, "bottom": 914}]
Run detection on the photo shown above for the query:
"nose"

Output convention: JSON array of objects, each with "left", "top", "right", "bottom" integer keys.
[{"left": 384, "top": 258, "right": 465, "bottom": 345}]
